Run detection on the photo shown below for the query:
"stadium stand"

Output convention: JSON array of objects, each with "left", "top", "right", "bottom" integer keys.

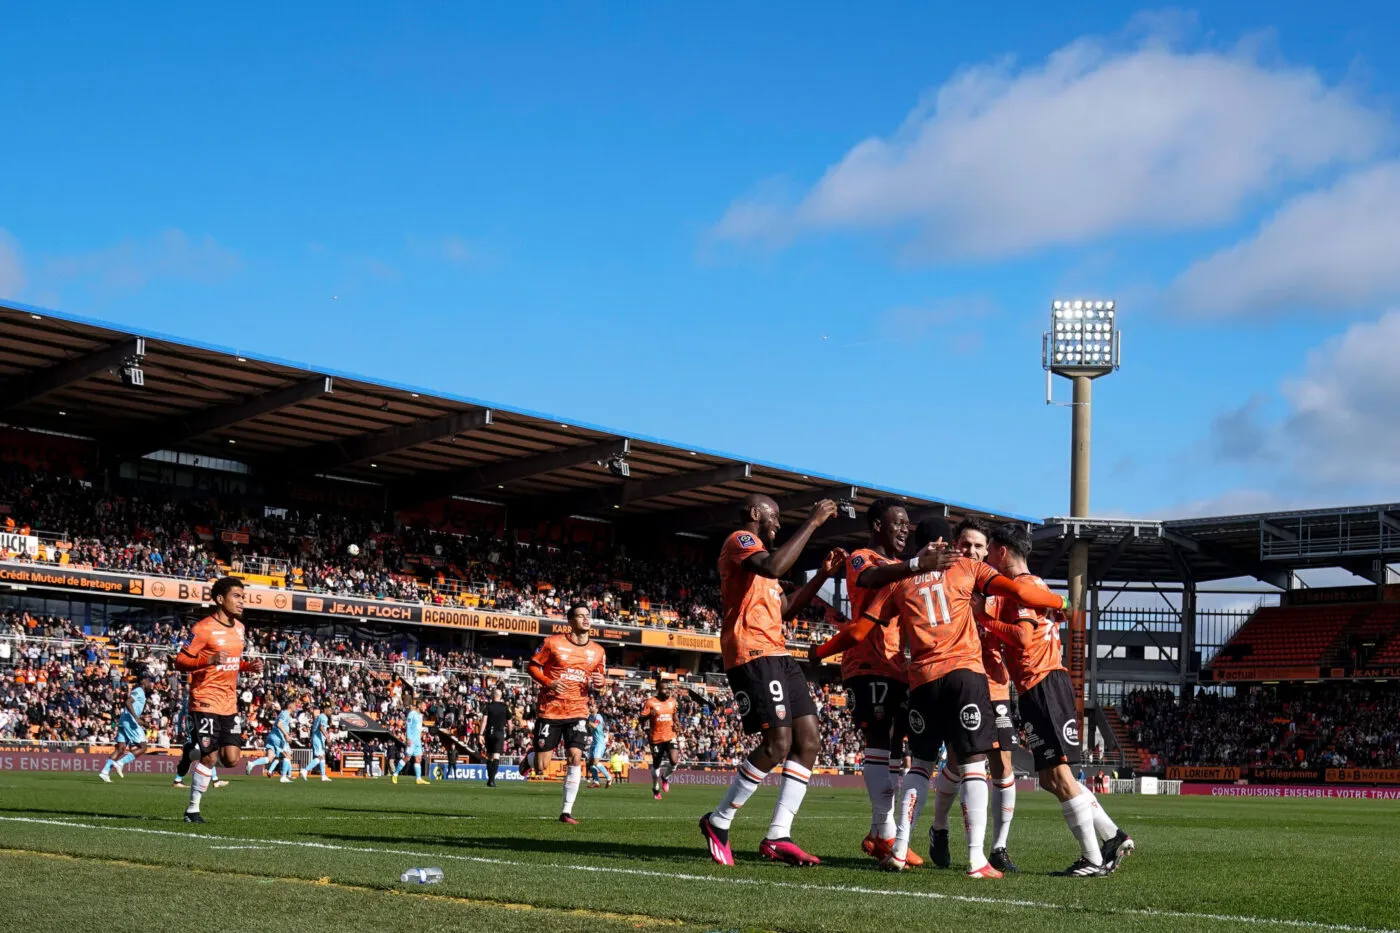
[{"left": 1205, "top": 604, "right": 1358, "bottom": 678}]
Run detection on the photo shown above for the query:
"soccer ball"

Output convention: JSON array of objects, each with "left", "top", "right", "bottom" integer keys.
[{"left": 347, "top": 543, "right": 361, "bottom": 556}]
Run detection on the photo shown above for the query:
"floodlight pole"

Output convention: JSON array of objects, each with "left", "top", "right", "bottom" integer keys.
[
  {"left": 1044, "top": 299, "right": 1120, "bottom": 744},
  {"left": 1068, "top": 375, "right": 1092, "bottom": 730}
]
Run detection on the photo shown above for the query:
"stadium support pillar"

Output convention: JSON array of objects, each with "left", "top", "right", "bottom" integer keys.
[
  {"left": 1088, "top": 585, "right": 1101, "bottom": 709},
  {"left": 1068, "top": 375, "right": 1092, "bottom": 728},
  {"left": 1180, "top": 581, "right": 1197, "bottom": 694}
]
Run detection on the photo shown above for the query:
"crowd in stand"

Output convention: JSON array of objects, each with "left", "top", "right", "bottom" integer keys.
[
  {"left": 1124, "top": 686, "right": 1400, "bottom": 770},
  {"left": 0, "top": 464, "right": 830, "bottom": 640},
  {"left": 1, "top": 612, "right": 863, "bottom": 768}
]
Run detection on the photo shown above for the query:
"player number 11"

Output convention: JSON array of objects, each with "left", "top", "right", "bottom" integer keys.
[{"left": 917, "top": 582, "right": 952, "bottom": 626}]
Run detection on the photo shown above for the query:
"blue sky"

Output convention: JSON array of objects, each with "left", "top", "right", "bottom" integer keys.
[{"left": 4, "top": 3, "right": 1400, "bottom": 522}]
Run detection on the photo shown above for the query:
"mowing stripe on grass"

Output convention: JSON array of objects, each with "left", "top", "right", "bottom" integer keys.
[
  {"left": 0, "top": 815, "right": 1392, "bottom": 933},
  {"left": 0, "top": 848, "right": 687, "bottom": 927}
]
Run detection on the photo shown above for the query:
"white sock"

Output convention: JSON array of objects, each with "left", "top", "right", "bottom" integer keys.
[
  {"left": 891, "top": 760, "right": 932, "bottom": 860},
  {"left": 562, "top": 765, "right": 582, "bottom": 815},
  {"left": 1062, "top": 792, "right": 1103, "bottom": 863},
  {"left": 766, "top": 760, "right": 811, "bottom": 840},
  {"left": 992, "top": 775, "right": 1016, "bottom": 850},
  {"left": 188, "top": 763, "right": 212, "bottom": 812},
  {"left": 883, "top": 767, "right": 902, "bottom": 838},
  {"left": 1081, "top": 789, "right": 1120, "bottom": 842},
  {"left": 862, "top": 747, "right": 894, "bottom": 837},
  {"left": 931, "top": 765, "right": 960, "bottom": 831},
  {"left": 711, "top": 759, "right": 768, "bottom": 830},
  {"left": 959, "top": 760, "right": 990, "bottom": 870}
]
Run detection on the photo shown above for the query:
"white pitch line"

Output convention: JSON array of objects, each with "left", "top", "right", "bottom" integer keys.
[{"left": 0, "top": 816, "right": 1392, "bottom": 933}]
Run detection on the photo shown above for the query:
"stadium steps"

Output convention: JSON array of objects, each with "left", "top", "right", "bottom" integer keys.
[
  {"left": 1103, "top": 706, "right": 1149, "bottom": 771},
  {"left": 1321, "top": 605, "right": 1385, "bottom": 669}
]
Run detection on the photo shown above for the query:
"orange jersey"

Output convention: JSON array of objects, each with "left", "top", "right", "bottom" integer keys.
[
  {"left": 979, "top": 575, "right": 1067, "bottom": 692},
  {"left": 718, "top": 529, "right": 787, "bottom": 669},
  {"left": 879, "top": 557, "right": 1001, "bottom": 689},
  {"left": 174, "top": 616, "right": 246, "bottom": 716},
  {"left": 531, "top": 634, "right": 607, "bottom": 720},
  {"left": 839, "top": 547, "right": 906, "bottom": 682},
  {"left": 641, "top": 696, "right": 678, "bottom": 743},
  {"left": 978, "top": 596, "right": 1012, "bottom": 702}
]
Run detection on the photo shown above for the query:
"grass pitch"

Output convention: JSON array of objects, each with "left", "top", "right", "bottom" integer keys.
[{"left": 0, "top": 771, "right": 1395, "bottom": 933}]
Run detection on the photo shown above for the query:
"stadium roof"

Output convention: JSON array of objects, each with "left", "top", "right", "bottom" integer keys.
[
  {"left": 1031, "top": 504, "right": 1400, "bottom": 587},
  {"left": 0, "top": 299, "right": 1033, "bottom": 545}
]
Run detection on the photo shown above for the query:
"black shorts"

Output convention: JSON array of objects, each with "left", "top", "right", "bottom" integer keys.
[
  {"left": 844, "top": 676, "right": 909, "bottom": 746},
  {"left": 484, "top": 731, "right": 506, "bottom": 756},
  {"left": 990, "top": 697, "right": 1017, "bottom": 752},
  {"left": 905, "top": 668, "right": 997, "bottom": 762},
  {"left": 650, "top": 741, "right": 676, "bottom": 762},
  {"left": 726, "top": 655, "right": 817, "bottom": 735},
  {"left": 190, "top": 712, "right": 240, "bottom": 757},
  {"left": 533, "top": 717, "right": 590, "bottom": 755},
  {"left": 1020, "top": 670, "right": 1082, "bottom": 769}
]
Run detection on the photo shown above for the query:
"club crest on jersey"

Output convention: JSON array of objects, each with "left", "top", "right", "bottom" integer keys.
[
  {"left": 908, "top": 709, "right": 926, "bottom": 734},
  {"left": 1062, "top": 718, "right": 1081, "bottom": 746},
  {"left": 737, "top": 533, "right": 757, "bottom": 549},
  {"left": 776, "top": 704, "right": 787, "bottom": 720},
  {"left": 959, "top": 704, "right": 983, "bottom": 732},
  {"left": 734, "top": 691, "right": 752, "bottom": 716}
]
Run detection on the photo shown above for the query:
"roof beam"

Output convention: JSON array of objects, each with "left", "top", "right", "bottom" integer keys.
[
  {"left": 1092, "top": 529, "right": 1139, "bottom": 586},
  {"left": 1031, "top": 531, "right": 1075, "bottom": 579},
  {"left": 639, "top": 485, "right": 858, "bottom": 536},
  {"left": 275, "top": 409, "right": 492, "bottom": 476},
  {"left": 113, "top": 376, "right": 333, "bottom": 459},
  {"left": 516, "top": 463, "right": 752, "bottom": 522},
  {"left": 1164, "top": 540, "right": 1195, "bottom": 586},
  {"left": 1260, "top": 519, "right": 1298, "bottom": 542},
  {"left": 1380, "top": 511, "right": 1400, "bottom": 535},
  {"left": 398, "top": 437, "right": 630, "bottom": 505},
  {"left": 0, "top": 337, "right": 145, "bottom": 413},
  {"left": 1164, "top": 528, "right": 1291, "bottom": 589}
]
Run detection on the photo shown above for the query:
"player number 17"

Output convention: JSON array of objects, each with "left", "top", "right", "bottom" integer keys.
[{"left": 917, "top": 582, "right": 952, "bottom": 626}]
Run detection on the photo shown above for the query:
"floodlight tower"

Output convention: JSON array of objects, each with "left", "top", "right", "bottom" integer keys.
[{"left": 1043, "top": 299, "right": 1120, "bottom": 725}]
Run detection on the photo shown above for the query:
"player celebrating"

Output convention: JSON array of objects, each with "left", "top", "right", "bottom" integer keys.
[
  {"left": 978, "top": 523, "right": 1134, "bottom": 877},
  {"left": 173, "top": 577, "right": 262, "bottom": 822},
  {"left": 586, "top": 700, "right": 613, "bottom": 789},
  {"left": 393, "top": 694, "right": 429, "bottom": 785},
  {"left": 476, "top": 687, "right": 511, "bottom": 787},
  {"left": 927, "top": 517, "right": 1021, "bottom": 872},
  {"left": 522, "top": 603, "right": 607, "bottom": 823},
  {"left": 99, "top": 664, "right": 153, "bottom": 782},
  {"left": 835, "top": 497, "right": 927, "bottom": 866},
  {"left": 698, "top": 495, "right": 844, "bottom": 868},
  {"left": 302, "top": 706, "right": 332, "bottom": 781},
  {"left": 641, "top": 681, "right": 678, "bottom": 799},
  {"left": 817, "top": 517, "right": 1068, "bottom": 877}
]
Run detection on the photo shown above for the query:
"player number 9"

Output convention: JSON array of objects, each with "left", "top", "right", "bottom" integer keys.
[{"left": 768, "top": 680, "right": 784, "bottom": 702}]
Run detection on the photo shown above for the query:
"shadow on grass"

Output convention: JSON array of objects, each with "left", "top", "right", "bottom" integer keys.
[
  {"left": 0, "top": 805, "right": 172, "bottom": 822},
  {"left": 311, "top": 829, "right": 873, "bottom": 870}
]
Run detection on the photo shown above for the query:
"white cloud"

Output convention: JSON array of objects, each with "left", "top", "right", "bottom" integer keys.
[
  {"left": 1280, "top": 309, "right": 1400, "bottom": 487},
  {"left": 0, "top": 229, "right": 24, "bottom": 297},
  {"left": 45, "top": 230, "right": 239, "bottom": 293},
  {"left": 714, "top": 32, "right": 1386, "bottom": 260},
  {"left": 1172, "top": 162, "right": 1400, "bottom": 315}
]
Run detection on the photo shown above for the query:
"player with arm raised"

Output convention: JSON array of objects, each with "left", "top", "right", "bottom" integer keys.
[
  {"left": 523, "top": 603, "right": 607, "bottom": 823},
  {"left": 836, "top": 497, "right": 927, "bottom": 866},
  {"left": 979, "top": 523, "right": 1134, "bottom": 877},
  {"left": 172, "top": 577, "right": 262, "bottom": 823},
  {"left": 641, "top": 681, "right": 679, "bottom": 799},
  {"left": 925, "top": 517, "right": 1020, "bottom": 871},
  {"left": 817, "top": 517, "right": 1068, "bottom": 877},
  {"left": 698, "top": 495, "right": 845, "bottom": 868},
  {"left": 99, "top": 665, "right": 154, "bottom": 782}
]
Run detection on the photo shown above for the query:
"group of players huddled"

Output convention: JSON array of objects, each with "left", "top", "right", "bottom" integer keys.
[
  {"left": 696, "top": 495, "right": 1134, "bottom": 878},
  {"left": 100, "top": 494, "right": 1132, "bottom": 878}
]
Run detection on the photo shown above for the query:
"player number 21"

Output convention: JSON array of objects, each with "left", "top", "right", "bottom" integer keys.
[{"left": 917, "top": 582, "right": 952, "bottom": 626}]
